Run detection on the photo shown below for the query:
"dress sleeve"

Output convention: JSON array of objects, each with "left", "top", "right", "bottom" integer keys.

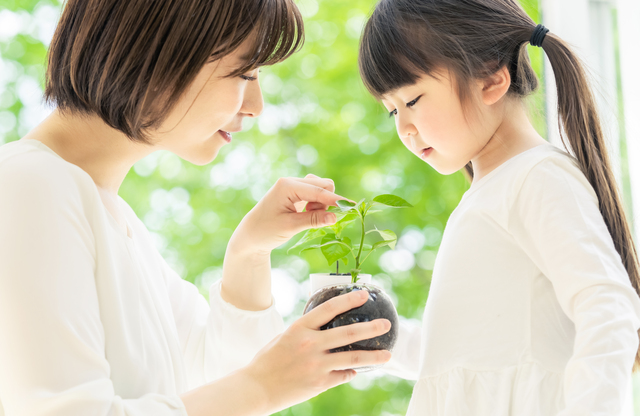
[
  {"left": 381, "top": 317, "right": 423, "bottom": 380},
  {"left": 160, "top": 257, "right": 285, "bottom": 389},
  {"left": 0, "top": 157, "right": 187, "bottom": 416},
  {"left": 508, "top": 156, "right": 640, "bottom": 415}
]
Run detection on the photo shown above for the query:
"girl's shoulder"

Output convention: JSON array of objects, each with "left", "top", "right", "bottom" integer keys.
[
  {"left": 500, "top": 144, "right": 599, "bottom": 227},
  {"left": 464, "top": 143, "right": 589, "bottom": 202},
  {"left": 510, "top": 143, "right": 596, "bottom": 205},
  {"left": 455, "top": 143, "right": 596, "bottom": 228}
]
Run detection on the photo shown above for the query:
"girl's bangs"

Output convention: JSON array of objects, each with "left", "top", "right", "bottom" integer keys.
[{"left": 359, "top": 4, "right": 426, "bottom": 99}]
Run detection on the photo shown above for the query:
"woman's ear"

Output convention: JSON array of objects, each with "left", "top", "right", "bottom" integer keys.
[{"left": 477, "top": 65, "right": 511, "bottom": 106}]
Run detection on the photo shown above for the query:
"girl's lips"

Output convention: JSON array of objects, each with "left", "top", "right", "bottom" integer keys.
[
  {"left": 421, "top": 147, "right": 433, "bottom": 159},
  {"left": 218, "top": 130, "right": 232, "bottom": 142}
]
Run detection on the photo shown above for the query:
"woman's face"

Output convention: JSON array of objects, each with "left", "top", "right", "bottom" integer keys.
[
  {"left": 380, "top": 69, "right": 498, "bottom": 175},
  {"left": 154, "top": 40, "right": 263, "bottom": 165}
]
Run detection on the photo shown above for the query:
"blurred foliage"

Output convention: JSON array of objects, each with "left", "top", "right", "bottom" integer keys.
[{"left": 0, "top": 0, "right": 545, "bottom": 415}]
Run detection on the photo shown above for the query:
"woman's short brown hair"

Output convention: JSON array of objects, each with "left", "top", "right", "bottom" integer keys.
[{"left": 44, "top": 0, "right": 304, "bottom": 143}]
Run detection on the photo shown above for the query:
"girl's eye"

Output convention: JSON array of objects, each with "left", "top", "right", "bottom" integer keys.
[
  {"left": 388, "top": 108, "right": 398, "bottom": 118},
  {"left": 406, "top": 95, "right": 422, "bottom": 107},
  {"left": 239, "top": 74, "right": 257, "bottom": 81}
]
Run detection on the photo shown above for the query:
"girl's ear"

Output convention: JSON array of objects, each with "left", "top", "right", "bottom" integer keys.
[{"left": 477, "top": 65, "right": 511, "bottom": 106}]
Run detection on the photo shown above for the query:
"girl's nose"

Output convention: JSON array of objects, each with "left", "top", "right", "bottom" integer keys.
[{"left": 396, "top": 113, "right": 418, "bottom": 143}]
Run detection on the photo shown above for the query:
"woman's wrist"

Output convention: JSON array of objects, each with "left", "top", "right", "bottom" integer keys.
[
  {"left": 180, "top": 368, "right": 270, "bottom": 416},
  {"left": 221, "top": 239, "right": 273, "bottom": 311}
]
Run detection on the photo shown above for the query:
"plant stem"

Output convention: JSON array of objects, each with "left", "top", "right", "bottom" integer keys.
[
  {"left": 336, "top": 260, "right": 339, "bottom": 275},
  {"left": 353, "top": 216, "right": 366, "bottom": 283}
]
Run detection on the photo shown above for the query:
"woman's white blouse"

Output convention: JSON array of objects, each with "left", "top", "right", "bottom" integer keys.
[
  {"left": 383, "top": 143, "right": 640, "bottom": 416},
  {"left": 0, "top": 139, "right": 285, "bottom": 416}
]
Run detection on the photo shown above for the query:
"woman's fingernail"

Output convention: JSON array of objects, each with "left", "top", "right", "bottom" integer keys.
[{"left": 324, "top": 213, "right": 336, "bottom": 225}]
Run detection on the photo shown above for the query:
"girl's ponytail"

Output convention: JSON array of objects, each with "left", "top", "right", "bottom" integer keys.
[{"left": 540, "top": 34, "right": 640, "bottom": 370}]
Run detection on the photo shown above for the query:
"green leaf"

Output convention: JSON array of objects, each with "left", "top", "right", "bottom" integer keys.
[
  {"left": 372, "top": 194, "right": 413, "bottom": 208},
  {"left": 299, "top": 244, "right": 323, "bottom": 253},
  {"left": 329, "top": 210, "right": 358, "bottom": 238},
  {"left": 372, "top": 239, "right": 397, "bottom": 250},
  {"left": 336, "top": 200, "right": 357, "bottom": 211},
  {"left": 320, "top": 234, "right": 353, "bottom": 266},
  {"left": 366, "top": 227, "right": 397, "bottom": 242},
  {"left": 353, "top": 243, "right": 372, "bottom": 252},
  {"left": 287, "top": 228, "right": 326, "bottom": 254},
  {"left": 357, "top": 199, "right": 367, "bottom": 215},
  {"left": 369, "top": 228, "right": 397, "bottom": 249},
  {"left": 361, "top": 200, "right": 384, "bottom": 218},
  {"left": 339, "top": 256, "right": 349, "bottom": 266}
]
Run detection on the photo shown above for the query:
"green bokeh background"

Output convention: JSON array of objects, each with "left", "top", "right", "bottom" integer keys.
[{"left": 0, "top": 0, "right": 549, "bottom": 415}]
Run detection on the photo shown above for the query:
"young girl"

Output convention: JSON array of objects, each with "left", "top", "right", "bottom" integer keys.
[
  {"left": 359, "top": 0, "right": 640, "bottom": 414},
  {"left": 0, "top": 1, "right": 392, "bottom": 415}
]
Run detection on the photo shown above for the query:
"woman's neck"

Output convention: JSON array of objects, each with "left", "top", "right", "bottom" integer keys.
[{"left": 22, "top": 109, "right": 154, "bottom": 198}]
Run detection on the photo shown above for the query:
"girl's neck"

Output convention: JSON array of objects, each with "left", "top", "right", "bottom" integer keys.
[{"left": 470, "top": 100, "right": 548, "bottom": 185}]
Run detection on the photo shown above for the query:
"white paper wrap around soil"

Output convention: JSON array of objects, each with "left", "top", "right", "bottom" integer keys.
[{"left": 309, "top": 273, "right": 372, "bottom": 296}]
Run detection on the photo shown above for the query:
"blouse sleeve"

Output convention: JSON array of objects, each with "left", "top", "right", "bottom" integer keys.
[
  {"left": 508, "top": 156, "right": 640, "bottom": 416},
  {"left": 159, "top": 251, "right": 285, "bottom": 389},
  {"left": 0, "top": 157, "right": 187, "bottom": 416},
  {"left": 381, "top": 317, "right": 423, "bottom": 380}
]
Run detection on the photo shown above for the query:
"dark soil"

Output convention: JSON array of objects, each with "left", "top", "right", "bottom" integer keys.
[{"left": 303, "top": 283, "right": 399, "bottom": 371}]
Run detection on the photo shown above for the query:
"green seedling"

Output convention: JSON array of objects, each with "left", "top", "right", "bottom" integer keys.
[{"left": 288, "top": 194, "right": 413, "bottom": 283}]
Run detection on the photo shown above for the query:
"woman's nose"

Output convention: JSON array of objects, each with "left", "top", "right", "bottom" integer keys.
[{"left": 241, "top": 79, "right": 264, "bottom": 118}]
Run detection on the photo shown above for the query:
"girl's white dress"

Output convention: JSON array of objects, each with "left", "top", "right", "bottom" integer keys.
[
  {"left": 384, "top": 143, "right": 640, "bottom": 416},
  {"left": 0, "top": 139, "right": 284, "bottom": 416}
]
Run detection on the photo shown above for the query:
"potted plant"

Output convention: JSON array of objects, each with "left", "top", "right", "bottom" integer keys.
[{"left": 288, "top": 194, "right": 412, "bottom": 371}]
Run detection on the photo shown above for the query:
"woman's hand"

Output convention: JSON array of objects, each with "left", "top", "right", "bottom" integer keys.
[
  {"left": 241, "top": 290, "right": 392, "bottom": 414},
  {"left": 221, "top": 174, "right": 351, "bottom": 311},
  {"left": 180, "top": 290, "right": 392, "bottom": 416},
  {"left": 229, "top": 174, "right": 346, "bottom": 257}
]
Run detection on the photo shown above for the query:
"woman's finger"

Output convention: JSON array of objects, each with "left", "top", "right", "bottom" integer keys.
[
  {"left": 304, "top": 202, "right": 327, "bottom": 212},
  {"left": 290, "top": 176, "right": 336, "bottom": 194},
  {"left": 300, "top": 291, "right": 369, "bottom": 329},
  {"left": 283, "top": 180, "right": 347, "bottom": 208},
  {"left": 293, "top": 200, "right": 308, "bottom": 213},
  {"left": 326, "top": 349, "right": 392, "bottom": 371},
  {"left": 290, "top": 209, "right": 337, "bottom": 230},
  {"left": 321, "top": 319, "right": 391, "bottom": 350},
  {"left": 324, "top": 370, "right": 357, "bottom": 390}
]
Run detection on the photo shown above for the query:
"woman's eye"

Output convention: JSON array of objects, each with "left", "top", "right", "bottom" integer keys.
[
  {"left": 406, "top": 95, "right": 422, "bottom": 107},
  {"left": 388, "top": 108, "right": 398, "bottom": 118},
  {"left": 239, "top": 74, "right": 257, "bottom": 81}
]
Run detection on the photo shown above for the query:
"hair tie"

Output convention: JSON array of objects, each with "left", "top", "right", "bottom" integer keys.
[{"left": 530, "top": 24, "right": 549, "bottom": 47}]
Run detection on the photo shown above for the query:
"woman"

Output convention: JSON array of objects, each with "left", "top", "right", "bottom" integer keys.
[{"left": 0, "top": 1, "right": 392, "bottom": 415}]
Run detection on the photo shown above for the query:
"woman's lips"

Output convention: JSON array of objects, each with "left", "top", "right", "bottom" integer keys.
[
  {"left": 218, "top": 130, "right": 232, "bottom": 142},
  {"left": 421, "top": 147, "right": 433, "bottom": 159}
]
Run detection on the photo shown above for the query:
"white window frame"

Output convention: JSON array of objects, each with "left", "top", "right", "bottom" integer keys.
[{"left": 541, "top": 0, "right": 640, "bottom": 414}]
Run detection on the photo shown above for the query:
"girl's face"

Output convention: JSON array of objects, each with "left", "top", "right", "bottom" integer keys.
[
  {"left": 154, "top": 40, "right": 263, "bottom": 165},
  {"left": 381, "top": 69, "right": 500, "bottom": 175}
]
